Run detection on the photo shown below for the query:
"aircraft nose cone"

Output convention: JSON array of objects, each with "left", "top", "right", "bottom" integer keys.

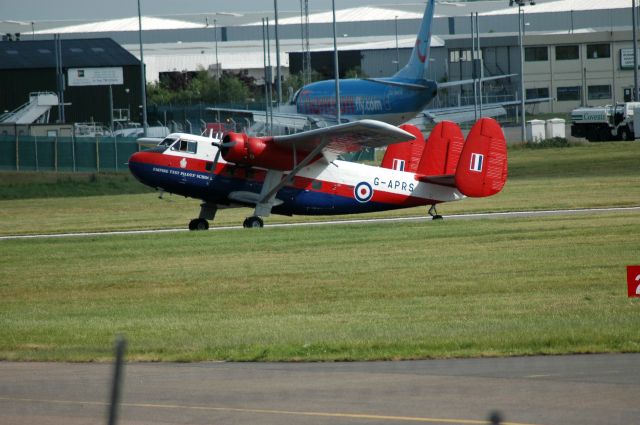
[{"left": 128, "top": 151, "right": 146, "bottom": 181}]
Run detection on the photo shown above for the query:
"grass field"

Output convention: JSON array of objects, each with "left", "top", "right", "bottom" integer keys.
[
  {"left": 1, "top": 212, "right": 639, "bottom": 362},
  {"left": 0, "top": 141, "right": 639, "bottom": 235},
  {"left": 0, "top": 141, "right": 639, "bottom": 362}
]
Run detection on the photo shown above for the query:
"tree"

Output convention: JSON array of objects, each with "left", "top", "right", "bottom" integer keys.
[{"left": 146, "top": 69, "right": 252, "bottom": 106}]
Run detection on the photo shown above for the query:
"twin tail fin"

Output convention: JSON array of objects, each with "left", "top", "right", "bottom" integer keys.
[{"left": 381, "top": 118, "right": 508, "bottom": 198}]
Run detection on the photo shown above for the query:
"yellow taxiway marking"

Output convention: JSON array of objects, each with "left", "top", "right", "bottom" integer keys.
[{"left": 0, "top": 396, "right": 544, "bottom": 425}]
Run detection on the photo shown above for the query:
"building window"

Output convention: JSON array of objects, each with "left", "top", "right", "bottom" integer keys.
[
  {"left": 449, "top": 49, "right": 473, "bottom": 63},
  {"left": 557, "top": 86, "right": 581, "bottom": 101},
  {"left": 526, "top": 87, "right": 550, "bottom": 99},
  {"left": 69, "top": 48, "right": 83, "bottom": 53},
  {"left": 588, "top": 85, "right": 612, "bottom": 100},
  {"left": 555, "top": 45, "right": 579, "bottom": 60},
  {"left": 525, "top": 46, "right": 548, "bottom": 62},
  {"left": 586, "top": 44, "right": 610, "bottom": 59}
]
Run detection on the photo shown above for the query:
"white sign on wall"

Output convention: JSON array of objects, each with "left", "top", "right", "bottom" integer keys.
[
  {"left": 620, "top": 49, "right": 640, "bottom": 70},
  {"left": 68, "top": 67, "right": 124, "bottom": 86}
]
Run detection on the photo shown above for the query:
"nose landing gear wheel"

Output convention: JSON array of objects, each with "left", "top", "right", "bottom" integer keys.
[
  {"left": 243, "top": 216, "right": 264, "bottom": 228},
  {"left": 188, "top": 218, "right": 209, "bottom": 231}
]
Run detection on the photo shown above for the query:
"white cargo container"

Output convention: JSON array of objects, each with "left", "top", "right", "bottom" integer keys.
[
  {"left": 545, "top": 118, "right": 566, "bottom": 139},
  {"left": 526, "top": 119, "right": 546, "bottom": 143}
]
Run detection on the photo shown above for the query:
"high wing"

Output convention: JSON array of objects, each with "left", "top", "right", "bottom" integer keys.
[
  {"left": 272, "top": 119, "right": 415, "bottom": 161},
  {"left": 233, "top": 119, "right": 415, "bottom": 218}
]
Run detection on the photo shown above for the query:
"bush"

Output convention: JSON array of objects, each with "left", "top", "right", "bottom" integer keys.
[{"left": 512, "top": 137, "right": 586, "bottom": 149}]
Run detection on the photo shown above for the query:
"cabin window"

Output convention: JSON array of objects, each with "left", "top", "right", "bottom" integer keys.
[
  {"left": 172, "top": 139, "right": 197, "bottom": 154},
  {"left": 311, "top": 180, "right": 322, "bottom": 190},
  {"left": 159, "top": 137, "right": 177, "bottom": 147}
]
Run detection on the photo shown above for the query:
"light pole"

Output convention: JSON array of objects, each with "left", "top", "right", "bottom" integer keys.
[
  {"left": 274, "top": 0, "right": 282, "bottom": 105},
  {"left": 518, "top": 4, "right": 525, "bottom": 142},
  {"left": 137, "top": 0, "right": 148, "bottom": 136},
  {"left": 395, "top": 16, "right": 399, "bottom": 72},
  {"left": 332, "top": 0, "right": 341, "bottom": 124},
  {"left": 633, "top": 0, "right": 639, "bottom": 100},
  {"left": 514, "top": 0, "right": 535, "bottom": 142}
]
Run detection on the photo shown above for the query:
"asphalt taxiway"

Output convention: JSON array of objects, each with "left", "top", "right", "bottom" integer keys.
[
  {"left": 1, "top": 206, "right": 638, "bottom": 241},
  {"left": 0, "top": 354, "right": 638, "bottom": 425}
]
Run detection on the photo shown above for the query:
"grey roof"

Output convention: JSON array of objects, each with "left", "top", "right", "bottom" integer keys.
[{"left": 0, "top": 38, "right": 139, "bottom": 70}]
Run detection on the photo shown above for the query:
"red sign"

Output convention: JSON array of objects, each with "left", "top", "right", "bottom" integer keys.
[{"left": 627, "top": 266, "right": 640, "bottom": 297}]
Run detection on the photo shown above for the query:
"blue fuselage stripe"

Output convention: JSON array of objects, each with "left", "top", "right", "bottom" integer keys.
[{"left": 129, "top": 162, "right": 411, "bottom": 216}]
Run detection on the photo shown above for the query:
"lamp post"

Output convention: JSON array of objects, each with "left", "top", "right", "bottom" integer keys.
[
  {"left": 395, "top": 16, "right": 399, "bottom": 72},
  {"left": 332, "top": 0, "right": 341, "bottom": 124},
  {"left": 514, "top": 0, "right": 535, "bottom": 142},
  {"left": 137, "top": 0, "right": 148, "bottom": 136},
  {"left": 274, "top": 0, "right": 282, "bottom": 105},
  {"left": 518, "top": 4, "right": 525, "bottom": 142},
  {"left": 633, "top": 0, "right": 639, "bottom": 100}
]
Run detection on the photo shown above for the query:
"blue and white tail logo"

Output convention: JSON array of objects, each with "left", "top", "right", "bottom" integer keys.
[
  {"left": 392, "top": 0, "right": 435, "bottom": 81},
  {"left": 392, "top": 159, "right": 405, "bottom": 171},
  {"left": 470, "top": 153, "right": 484, "bottom": 172}
]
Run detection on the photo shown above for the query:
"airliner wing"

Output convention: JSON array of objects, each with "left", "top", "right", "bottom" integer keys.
[
  {"left": 422, "top": 97, "right": 554, "bottom": 124},
  {"left": 437, "top": 74, "right": 518, "bottom": 89},
  {"left": 272, "top": 119, "right": 416, "bottom": 160}
]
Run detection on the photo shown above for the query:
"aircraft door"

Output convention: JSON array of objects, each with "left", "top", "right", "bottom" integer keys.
[{"left": 302, "top": 178, "right": 336, "bottom": 213}]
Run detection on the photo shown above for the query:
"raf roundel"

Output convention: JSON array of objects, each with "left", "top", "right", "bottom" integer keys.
[{"left": 354, "top": 182, "right": 374, "bottom": 203}]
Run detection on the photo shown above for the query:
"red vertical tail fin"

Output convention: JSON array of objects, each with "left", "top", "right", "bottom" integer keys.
[
  {"left": 380, "top": 124, "right": 425, "bottom": 172},
  {"left": 416, "top": 121, "right": 465, "bottom": 176},
  {"left": 455, "top": 118, "right": 508, "bottom": 198}
]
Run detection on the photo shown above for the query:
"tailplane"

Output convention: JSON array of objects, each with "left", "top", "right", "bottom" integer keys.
[{"left": 392, "top": 0, "right": 436, "bottom": 81}]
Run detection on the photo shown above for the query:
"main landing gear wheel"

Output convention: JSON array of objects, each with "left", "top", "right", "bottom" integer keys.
[
  {"left": 428, "top": 204, "right": 443, "bottom": 220},
  {"left": 243, "top": 216, "right": 264, "bottom": 228},
  {"left": 188, "top": 218, "right": 209, "bottom": 231}
]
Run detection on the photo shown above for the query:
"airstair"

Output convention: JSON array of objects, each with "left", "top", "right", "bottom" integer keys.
[{"left": 0, "top": 92, "right": 59, "bottom": 124}]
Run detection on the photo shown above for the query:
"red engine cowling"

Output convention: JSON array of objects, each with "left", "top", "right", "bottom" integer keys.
[{"left": 221, "top": 132, "right": 312, "bottom": 171}]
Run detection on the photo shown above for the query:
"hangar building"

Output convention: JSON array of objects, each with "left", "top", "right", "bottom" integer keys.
[
  {"left": 0, "top": 38, "right": 142, "bottom": 125},
  {"left": 0, "top": 0, "right": 638, "bottom": 115}
]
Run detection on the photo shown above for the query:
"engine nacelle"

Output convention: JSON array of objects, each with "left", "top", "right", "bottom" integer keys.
[{"left": 221, "top": 132, "right": 314, "bottom": 171}]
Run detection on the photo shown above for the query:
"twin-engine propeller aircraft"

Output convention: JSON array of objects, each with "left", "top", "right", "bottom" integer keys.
[{"left": 128, "top": 118, "right": 508, "bottom": 229}]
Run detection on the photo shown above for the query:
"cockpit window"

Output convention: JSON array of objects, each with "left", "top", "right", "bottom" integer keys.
[
  {"left": 171, "top": 139, "right": 198, "bottom": 154},
  {"left": 159, "top": 137, "right": 177, "bottom": 147}
]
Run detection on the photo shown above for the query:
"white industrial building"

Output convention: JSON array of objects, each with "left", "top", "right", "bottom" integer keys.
[{"left": 3, "top": 0, "right": 640, "bottom": 113}]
